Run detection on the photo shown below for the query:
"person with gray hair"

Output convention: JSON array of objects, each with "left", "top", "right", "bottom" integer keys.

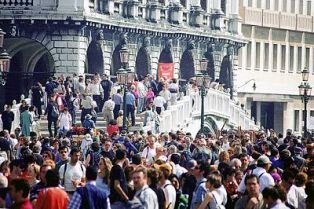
[{"left": 230, "top": 158, "right": 242, "bottom": 170}]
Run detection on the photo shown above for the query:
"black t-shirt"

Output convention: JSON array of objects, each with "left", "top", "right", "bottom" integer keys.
[
  {"left": 150, "top": 185, "right": 166, "bottom": 209},
  {"left": 0, "top": 138, "right": 10, "bottom": 151},
  {"left": 109, "top": 164, "right": 128, "bottom": 203},
  {"left": 100, "top": 150, "right": 115, "bottom": 162}
]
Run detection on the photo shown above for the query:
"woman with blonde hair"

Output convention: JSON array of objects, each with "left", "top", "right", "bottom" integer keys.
[
  {"left": 96, "top": 157, "right": 112, "bottom": 196},
  {"left": 214, "top": 150, "right": 230, "bottom": 165}
]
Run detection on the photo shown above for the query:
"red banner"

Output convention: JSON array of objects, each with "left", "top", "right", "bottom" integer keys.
[{"left": 158, "top": 63, "right": 174, "bottom": 80}]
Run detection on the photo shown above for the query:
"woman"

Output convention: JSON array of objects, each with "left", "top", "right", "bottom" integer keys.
[
  {"left": 214, "top": 150, "right": 230, "bottom": 165},
  {"left": 197, "top": 172, "right": 227, "bottom": 209},
  {"left": 169, "top": 174, "right": 189, "bottom": 209},
  {"left": 107, "top": 120, "right": 119, "bottom": 138},
  {"left": 57, "top": 107, "right": 72, "bottom": 136},
  {"left": 29, "top": 106, "right": 40, "bottom": 136},
  {"left": 96, "top": 157, "right": 112, "bottom": 196},
  {"left": 147, "top": 168, "right": 166, "bottom": 209},
  {"left": 26, "top": 163, "right": 40, "bottom": 188}
]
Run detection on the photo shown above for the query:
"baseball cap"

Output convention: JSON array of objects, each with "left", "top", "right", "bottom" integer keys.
[{"left": 257, "top": 155, "right": 272, "bottom": 165}]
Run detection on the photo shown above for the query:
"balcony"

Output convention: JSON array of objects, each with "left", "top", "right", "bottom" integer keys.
[{"left": 241, "top": 7, "right": 314, "bottom": 33}]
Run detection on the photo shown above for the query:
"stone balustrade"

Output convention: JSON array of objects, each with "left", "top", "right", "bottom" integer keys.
[
  {"left": 0, "top": 0, "right": 241, "bottom": 33},
  {"left": 159, "top": 88, "right": 258, "bottom": 135},
  {"left": 241, "top": 6, "right": 314, "bottom": 33}
]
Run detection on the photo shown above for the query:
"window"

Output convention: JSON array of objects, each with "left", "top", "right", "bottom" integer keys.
[
  {"left": 281, "top": 45, "right": 286, "bottom": 71},
  {"left": 307, "top": 0, "right": 311, "bottom": 15},
  {"left": 256, "top": 42, "right": 260, "bottom": 69},
  {"left": 306, "top": 47, "right": 310, "bottom": 68},
  {"left": 298, "top": 47, "right": 302, "bottom": 71},
  {"left": 201, "top": 0, "right": 206, "bottom": 11},
  {"left": 310, "top": 110, "right": 314, "bottom": 117},
  {"left": 273, "top": 44, "right": 278, "bottom": 71},
  {"left": 275, "top": 0, "right": 279, "bottom": 11},
  {"left": 289, "top": 46, "right": 294, "bottom": 72},
  {"left": 248, "top": 0, "right": 253, "bottom": 7},
  {"left": 266, "top": 0, "right": 270, "bottom": 10},
  {"left": 294, "top": 110, "right": 300, "bottom": 132},
  {"left": 291, "top": 0, "right": 296, "bottom": 13},
  {"left": 247, "top": 42, "right": 251, "bottom": 68},
  {"left": 264, "top": 43, "right": 269, "bottom": 69},
  {"left": 283, "top": 0, "right": 287, "bottom": 12},
  {"left": 257, "top": 0, "right": 261, "bottom": 8},
  {"left": 299, "top": 0, "right": 303, "bottom": 14}
]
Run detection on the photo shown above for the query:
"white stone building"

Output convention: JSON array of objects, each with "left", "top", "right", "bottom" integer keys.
[{"left": 237, "top": 0, "right": 314, "bottom": 135}]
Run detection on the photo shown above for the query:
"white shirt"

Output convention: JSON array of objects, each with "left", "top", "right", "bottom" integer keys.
[
  {"left": 153, "top": 96, "right": 166, "bottom": 108},
  {"left": 161, "top": 180, "right": 177, "bottom": 209},
  {"left": 286, "top": 185, "right": 307, "bottom": 209},
  {"left": 58, "top": 112, "right": 72, "bottom": 130},
  {"left": 59, "top": 162, "right": 86, "bottom": 192},
  {"left": 159, "top": 89, "right": 171, "bottom": 101},
  {"left": 141, "top": 146, "right": 156, "bottom": 166},
  {"left": 102, "top": 100, "right": 115, "bottom": 111},
  {"left": 238, "top": 167, "right": 275, "bottom": 193},
  {"left": 81, "top": 96, "right": 93, "bottom": 109},
  {"left": 175, "top": 164, "right": 187, "bottom": 178},
  {"left": 137, "top": 82, "right": 147, "bottom": 98},
  {"left": 88, "top": 83, "right": 103, "bottom": 95}
]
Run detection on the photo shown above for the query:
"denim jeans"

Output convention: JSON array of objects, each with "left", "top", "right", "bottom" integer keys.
[{"left": 137, "top": 97, "right": 146, "bottom": 113}]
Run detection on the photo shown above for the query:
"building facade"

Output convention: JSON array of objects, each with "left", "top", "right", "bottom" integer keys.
[
  {"left": 237, "top": 0, "right": 314, "bottom": 135},
  {"left": 0, "top": 0, "right": 246, "bottom": 108}
]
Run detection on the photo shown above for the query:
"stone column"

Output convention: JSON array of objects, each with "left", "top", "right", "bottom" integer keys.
[
  {"left": 169, "top": 3, "right": 183, "bottom": 24},
  {"left": 190, "top": 6, "right": 204, "bottom": 27},
  {"left": 148, "top": 1, "right": 161, "bottom": 23},
  {"left": 104, "top": 0, "right": 114, "bottom": 14},
  {"left": 128, "top": 0, "right": 139, "bottom": 18}
]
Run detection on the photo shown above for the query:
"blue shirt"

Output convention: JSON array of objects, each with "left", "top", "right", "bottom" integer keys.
[
  {"left": 191, "top": 178, "right": 207, "bottom": 209},
  {"left": 125, "top": 92, "right": 135, "bottom": 105}
]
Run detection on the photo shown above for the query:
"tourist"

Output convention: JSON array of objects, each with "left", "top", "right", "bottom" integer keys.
[
  {"left": 1, "top": 105, "right": 15, "bottom": 133},
  {"left": 102, "top": 96, "right": 115, "bottom": 124},
  {"left": 20, "top": 106, "right": 32, "bottom": 137}
]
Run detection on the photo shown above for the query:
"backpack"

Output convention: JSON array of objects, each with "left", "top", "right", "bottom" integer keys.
[
  {"left": 126, "top": 187, "right": 148, "bottom": 209},
  {"left": 51, "top": 104, "right": 59, "bottom": 118},
  {"left": 174, "top": 191, "right": 189, "bottom": 209},
  {"left": 89, "top": 151, "right": 101, "bottom": 167}
]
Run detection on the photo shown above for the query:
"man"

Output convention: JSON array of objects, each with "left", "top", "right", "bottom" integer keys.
[
  {"left": 101, "top": 74, "right": 113, "bottom": 103},
  {"left": 293, "top": 147, "right": 305, "bottom": 169},
  {"left": 279, "top": 168, "right": 306, "bottom": 209},
  {"left": 141, "top": 136, "right": 157, "bottom": 166},
  {"left": 157, "top": 163, "right": 176, "bottom": 209},
  {"left": 8, "top": 178, "right": 33, "bottom": 209},
  {"left": 45, "top": 98, "right": 59, "bottom": 137},
  {"left": 262, "top": 186, "right": 289, "bottom": 209},
  {"left": 36, "top": 169, "right": 69, "bottom": 209},
  {"left": 235, "top": 174, "right": 264, "bottom": 209},
  {"left": 125, "top": 90, "right": 136, "bottom": 126},
  {"left": 238, "top": 155, "right": 275, "bottom": 193},
  {"left": 153, "top": 94, "right": 166, "bottom": 115},
  {"left": 102, "top": 96, "right": 115, "bottom": 124},
  {"left": 59, "top": 147, "right": 86, "bottom": 194},
  {"left": 112, "top": 89, "right": 123, "bottom": 119},
  {"left": 137, "top": 76, "right": 147, "bottom": 114},
  {"left": 1, "top": 105, "right": 14, "bottom": 133},
  {"left": 89, "top": 78, "right": 103, "bottom": 112},
  {"left": 100, "top": 140, "right": 115, "bottom": 162},
  {"left": 159, "top": 85, "right": 170, "bottom": 110},
  {"left": 45, "top": 77, "right": 57, "bottom": 97},
  {"left": 170, "top": 153, "right": 187, "bottom": 178},
  {"left": 56, "top": 146, "right": 69, "bottom": 171},
  {"left": 110, "top": 149, "right": 129, "bottom": 209},
  {"left": 190, "top": 160, "right": 211, "bottom": 209},
  {"left": 68, "top": 166, "right": 110, "bottom": 209},
  {"left": 131, "top": 166, "right": 158, "bottom": 209},
  {"left": 30, "top": 163, "right": 53, "bottom": 204}
]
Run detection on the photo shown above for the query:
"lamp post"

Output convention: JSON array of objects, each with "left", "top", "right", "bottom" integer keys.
[
  {"left": 299, "top": 69, "right": 312, "bottom": 138},
  {"left": 0, "top": 28, "right": 10, "bottom": 86},
  {"left": 116, "top": 46, "right": 134, "bottom": 131},
  {"left": 195, "top": 58, "right": 210, "bottom": 134}
]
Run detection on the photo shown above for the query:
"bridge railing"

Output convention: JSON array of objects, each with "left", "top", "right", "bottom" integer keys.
[{"left": 159, "top": 88, "right": 259, "bottom": 134}]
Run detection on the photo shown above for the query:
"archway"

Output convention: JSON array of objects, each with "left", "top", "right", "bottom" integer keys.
[
  {"left": 204, "top": 48, "right": 215, "bottom": 79},
  {"left": 179, "top": 50, "right": 195, "bottom": 82},
  {"left": 86, "top": 41, "right": 104, "bottom": 75},
  {"left": 158, "top": 47, "right": 173, "bottom": 63},
  {"left": 196, "top": 116, "right": 219, "bottom": 136},
  {"left": 3, "top": 38, "right": 55, "bottom": 104},
  {"left": 111, "top": 45, "right": 122, "bottom": 75},
  {"left": 219, "top": 55, "right": 233, "bottom": 98},
  {"left": 135, "top": 47, "right": 151, "bottom": 78}
]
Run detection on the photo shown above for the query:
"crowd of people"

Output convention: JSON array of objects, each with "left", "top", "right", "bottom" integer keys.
[{"left": 0, "top": 73, "right": 314, "bottom": 209}]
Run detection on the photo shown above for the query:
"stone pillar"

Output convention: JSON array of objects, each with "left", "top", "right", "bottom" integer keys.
[
  {"left": 211, "top": 0, "right": 225, "bottom": 30},
  {"left": 128, "top": 0, "right": 139, "bottom": 18},
  {"left": 190, "top": 6, "right": 203, "bottom": 27},
  {"left": 57, "top": 0, "right": 90, "bottom": 12},
  {"left": 169, "top": 3, "right": 183, "bottom": 24},
  {"left": 104, "top": 0, "right": 114, "bottom": 14},
  {"left": 228, "top": 0, "right": 241, "bottom": 34},
  {"left": 256, "top": 101, "right": 261, "bottom": 127},
  {"left": 148, "top": 1, "right": 161, "bottom": 23}
]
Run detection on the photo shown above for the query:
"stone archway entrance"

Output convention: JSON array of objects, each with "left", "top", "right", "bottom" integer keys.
[
  {"left": 111, "top": 45, "right": 123, "bottom": 76},
  {"left": 135, "top": 47, "right": 150, "bottom": 78},
  {"left": 86, "top": 41, "right": 104, "bottom": 75},
  {"left": 3, "top": 38, "right": 55, "bottom": 104},
  {"left": 179, "top": 50, "right": 195, "bottom": 82}
]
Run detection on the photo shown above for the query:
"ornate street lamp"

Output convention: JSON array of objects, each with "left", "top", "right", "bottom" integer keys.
[
  {"left": 299, "top": 69, "right": 312, "bottom": 138},
  {"left": 196, "top": 57, "right": 210, "bottom": 134},
  {"left": 117, "top": 46, "right": 134, "bottom": 131},
  {"left": 0, "top": 29, "right": 10, "bottom": 86}
]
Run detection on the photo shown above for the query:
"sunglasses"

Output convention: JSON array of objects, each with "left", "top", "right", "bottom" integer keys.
[{"left": 43, "top": 155, "right": 48, "bottom": 158}]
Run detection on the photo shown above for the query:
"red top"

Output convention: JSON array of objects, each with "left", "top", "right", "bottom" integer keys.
[
  {"left": 107, "top": 124, "right": 119, "bottom": 137},
  {"left": 36, "top": 187, "right": 69, "bottom": 209},
  {"left": 11, "top": 199, "right": 33, "bottom": 209}
]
